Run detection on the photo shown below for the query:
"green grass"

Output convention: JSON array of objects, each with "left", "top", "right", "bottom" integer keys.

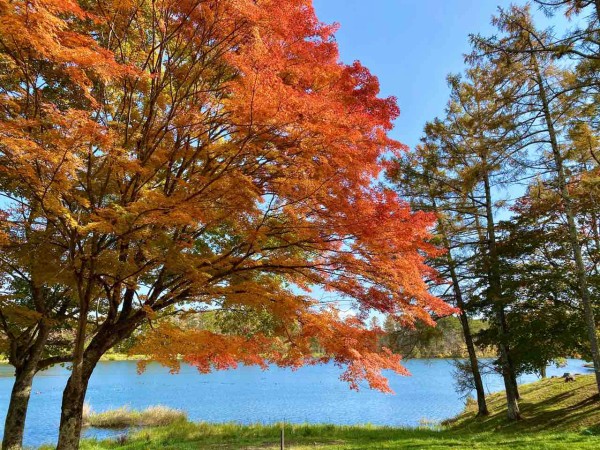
[
  {"left": 74, "top": 375, "right": 600, "bottom": 449},
  {"left": 447, "top": 373, "right": 600, "bottom": 433}
]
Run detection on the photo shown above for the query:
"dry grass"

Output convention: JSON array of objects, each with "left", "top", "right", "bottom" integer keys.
[{"left": 83, "top": 405, "right": 187, "bottom": 429}]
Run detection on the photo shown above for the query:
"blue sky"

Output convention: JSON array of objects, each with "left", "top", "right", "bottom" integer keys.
[
  {"left": 312, "top": 0, "right": 570, "bottom": 150},
  {"left": 308, "top": 1, "right": 576, "bottom": 313}
]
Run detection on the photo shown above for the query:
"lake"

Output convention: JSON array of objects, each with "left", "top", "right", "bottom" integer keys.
[{"left": 0, "top": 358, "right": 591, "bottom": 448}]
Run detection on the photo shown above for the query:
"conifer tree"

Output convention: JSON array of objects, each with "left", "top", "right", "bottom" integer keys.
[{"left": 472, "top": 4, "right": 600, "bottom": 395}]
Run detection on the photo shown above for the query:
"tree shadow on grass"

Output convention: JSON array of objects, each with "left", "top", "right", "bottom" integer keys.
[{"left": 447, "top": 378, "right": 599, "bottom": 435}]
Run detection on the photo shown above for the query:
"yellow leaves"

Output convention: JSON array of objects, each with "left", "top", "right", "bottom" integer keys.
[
  {"left": 142, "top": 305, "right": 157, "bottom": 320},
  {"left": 0, "top": 0, "right": 449, "bottom": 396},
  {"left": 0, "top": 302, "right": 43, "bottom": 327}
]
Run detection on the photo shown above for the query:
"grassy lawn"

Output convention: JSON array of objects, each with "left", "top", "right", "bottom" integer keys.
[
  {"left": 75, "top": 375, "right": 600, "bottom": 450},
  {"left": 448, "top": 372, "right": 600, "bottom": 433}
]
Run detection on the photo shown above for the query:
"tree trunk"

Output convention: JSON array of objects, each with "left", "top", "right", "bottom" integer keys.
[
  {"left": 482, "top": 172, "right": 521, "bottom": 419},
  {"left": 2, "top": 366, "right": 36, "bottom": 450},
  {"left": 508, "top": 354, "right": 520, "bottom": 400},
  {"left": 437, "top": 213, "right": 489, "bottom": 416},
  {"left": 540, "top": 364, "right": 547, "bottom": 379},
  {"left": 56, "top": 352, "right": 100, "bottom": 450},
  {"left": 456, "top": 298, "right": 489, "bottom": 416},
  {"left": 502, "top": 353, "right": 521, "bottom": 420},
  {"left": 56, "top": 270, "right": 95, "bottom": 450},
  {"left": 55, "top": 376, "right": 89, "bottom": 450},
  {"left": 532, "top": 52, "right": 600, "bottom": 395},
  {"left": 56, "top": 312, "right": 143, "bottom": 449},
  {"left": 2, "top": 320, "right": 50, "bottom": 450},
  {"left": 497, "top": 311, "right": 522, "bottom": 420}
]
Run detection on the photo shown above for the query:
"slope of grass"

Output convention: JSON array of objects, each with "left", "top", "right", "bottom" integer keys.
[
  {"left": 447, "top": 373, "right": 600, "bottom": 433},
  {"left": 74, "top": 375, "right": 600, "bottom": 450}
]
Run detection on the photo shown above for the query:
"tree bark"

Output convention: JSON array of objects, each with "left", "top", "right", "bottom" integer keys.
[
  {"left": 2, "top": 365, "right": 36, "bottom": 450},
  {"left": 55, "top": 370, "right": 93, "bottom": 450},
  {"left": 453, "top": 274, "right": 490, "bottom": 416},
  {"left": 56, "top": 311, "right": 143, "bottom": 449},
  {"left": 508, "top": 354, "right": 521, "bottom": 400},
  {"left": 2, "top": 321, "right": 50, "bottom": 450},
  {"left": 56, "top": 343, "right": 104, "bottom": 450}
]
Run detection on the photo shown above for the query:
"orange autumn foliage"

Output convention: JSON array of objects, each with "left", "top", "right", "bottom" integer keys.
[{"left": 0, "top": 0, "right": 453, "bottom": 396}]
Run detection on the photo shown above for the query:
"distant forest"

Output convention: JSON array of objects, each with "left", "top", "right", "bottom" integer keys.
[{"left": 382, "top": 316, "right": 493, "bottom": 359}]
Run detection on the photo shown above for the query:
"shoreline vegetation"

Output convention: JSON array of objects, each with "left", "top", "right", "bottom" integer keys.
[
  {"left": 0, "top": 353, "right": 587, "bottom": 367},
  {"left": 0, "top": 353, "right": 144, "bottom": 365},
  {"left": 60, "top": 374, "right": 599, "bottom": 449},
  {"left": 0, "top": 315, "right": 506, "bottom": 367},
  {"left": 82, "top": 406, "right": 187, "bottom": 429}
]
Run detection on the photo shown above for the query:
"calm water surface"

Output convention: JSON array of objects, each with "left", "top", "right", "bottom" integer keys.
[{"left": 0, "top": 358, "right": 591, "bottom": 448}]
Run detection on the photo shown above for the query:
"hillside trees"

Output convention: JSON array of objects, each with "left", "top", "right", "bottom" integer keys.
[
  {"left": 430, "top": 65, "right": 525, "bottom": 419},
  {"left": 496, "top": 193, "right": 590, "bottom": 377},
  {"left": 0, "top": 1, "right": 453, "bottom": 448}
]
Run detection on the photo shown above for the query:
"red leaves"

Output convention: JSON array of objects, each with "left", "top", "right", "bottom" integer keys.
[
  {"left": 339, "top": 61, "right": 400, "bottom": 132},
  {"left": 134, "top": 324, "right": 273, "bottom": 375},
  {"left": 0, "top": 0, "right": 452, "bottom": 394},
  {"left": 135, "top": 309, "right": 410, "bottom": 393}
]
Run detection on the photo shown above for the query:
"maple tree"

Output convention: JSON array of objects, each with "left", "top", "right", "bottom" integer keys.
[
  {"left": 0, "top": 0, "right": 452, "bottom": 448},
  {"left": 0, "top": 220, "right": 75, "bottom": 450}
]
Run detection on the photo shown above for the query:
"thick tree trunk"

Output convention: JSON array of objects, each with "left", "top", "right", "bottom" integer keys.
[
  {"left": 55, "top": 374, "right": 90, "bottom": 450},
  {"left": 2, "top": 366, "right": 36, "bottom": 450},
  {"left": 533, "top": 53, "right": 600, "bottom": 395},
  {"left": 56, "top": 274, "right": 95, "bottom": 450},
  {"left": 501, "top": 352, "right": 521, "bottom": 420},
  {"left": 55, "top": 350, "right": 101, "bottom": 450},
  {"left": 2, "top": 320, "right": 50, "bottom": 450},
  {"left": 56, "top": 310, "right": 143, "bottom": 449}
]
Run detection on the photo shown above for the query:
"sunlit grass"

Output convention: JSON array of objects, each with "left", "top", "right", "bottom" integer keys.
[
  {"left": 78, "top": 422, "right": 599, "bottom": 449},
  {"left": 447, "top": 373, "right": 600, "bottom": 433}
]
